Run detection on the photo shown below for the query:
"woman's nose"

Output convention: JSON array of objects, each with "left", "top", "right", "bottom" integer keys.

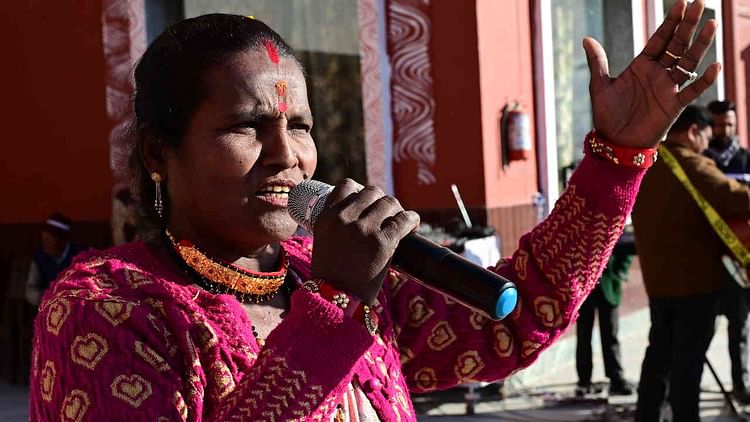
[{"left": 260, "top": 127, "right": 298, "bottom": 169}]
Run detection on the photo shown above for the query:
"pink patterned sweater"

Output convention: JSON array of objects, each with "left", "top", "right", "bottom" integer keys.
[{"left": 29, "top": 155, "right": 643, "bottom": 421}]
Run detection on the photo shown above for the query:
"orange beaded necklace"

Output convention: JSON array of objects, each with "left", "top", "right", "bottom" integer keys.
[{"left": 165, "top": 230, "right": 288, "bottom": 304}]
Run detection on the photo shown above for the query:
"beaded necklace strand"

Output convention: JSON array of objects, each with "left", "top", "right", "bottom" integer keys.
[{"left": 164, "top": 230, "right": 289, "bottom": 304}]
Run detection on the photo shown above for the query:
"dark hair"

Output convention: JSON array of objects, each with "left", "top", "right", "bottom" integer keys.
[
  {"left": 669, "top": 105, "right": 713, "bottom": 134},
  {"left": 131, "top": 14, "right": 299, "bottom": 224},
  {"left": 707, "top": 100, "right": 736, "bottom": 115}
]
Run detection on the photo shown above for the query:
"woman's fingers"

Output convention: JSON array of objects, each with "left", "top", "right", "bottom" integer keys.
[
  {"left": 669, "top": 19, "right": 717, "bottom": 85},
  {"left": 677, "top": 62, "right": 721, "bottom": 106},
  {"left": 338, "top": 186, "right": 388, "bottom": 222},
  {"left": 358, "top": 195, "right": 403, "bottom": 226},
  {"left": 380, "top": 210, "right": 421, "bottom": 243},
  {"left": 583, "top": 37, "right": 610, "bottom": 94},
  {"left": 658, "top": 0, "right": 705, "bottom": 68},
  {"left": 642, "top": 0, "right": 687, "bottom": 59},
  {"left": 324, "top": 178, "right": 363, "bottom": 209},
  {"left": 322, "top": 181, "right": 420, "bottom": 241}
]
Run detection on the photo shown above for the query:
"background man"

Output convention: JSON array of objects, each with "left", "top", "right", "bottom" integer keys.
[
  {"left": 25, "top": 212, "right": 84, "bottom": 306},
  {"left": 575, "top": 232, "right": 636, "bottom": 397},
  {"left": 704, "top": 99, "right": 750, "bottom": 404},
  {"left": 704, "top": 100, "right": 750, "bottom": 174},
  {"left": 633, "top": 105, "right": 750, "bottom": 421}
]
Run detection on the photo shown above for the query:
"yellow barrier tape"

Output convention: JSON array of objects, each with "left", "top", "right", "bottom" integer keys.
[{"left": 659, "top": 145, "right": 750, "bottom": 266}]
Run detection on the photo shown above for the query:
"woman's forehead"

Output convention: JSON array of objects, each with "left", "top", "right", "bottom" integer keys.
[{"left": 201, "top": 51, "right": 307, "bottom": 106}]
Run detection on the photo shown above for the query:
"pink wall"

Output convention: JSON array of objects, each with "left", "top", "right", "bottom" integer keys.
[
  {"left": 476, "top": 0, "right": 538, "bottom": 209},
  {"left": 0, "top": 0, "right": 112, "bottom": 224}
]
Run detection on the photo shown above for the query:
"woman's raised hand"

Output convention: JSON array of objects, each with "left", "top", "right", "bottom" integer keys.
[
  {"left": 310, "top": 179, "right": 420, "bottom": 305},
  {"left": 584, "top": 0, "right": 720, "bottom": 148}
]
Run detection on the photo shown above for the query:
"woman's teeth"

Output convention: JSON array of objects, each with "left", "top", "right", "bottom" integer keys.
[{"left": 259, "top": 186, "right": 290, "bottom": 197}]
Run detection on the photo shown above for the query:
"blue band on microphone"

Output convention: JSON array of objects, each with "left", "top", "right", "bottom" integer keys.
[{"left": 494, "top": 285, "right": 518, "bottom": 319}]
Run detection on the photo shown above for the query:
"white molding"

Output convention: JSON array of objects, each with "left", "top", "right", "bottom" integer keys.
[
  {"left": 646, "top": 0, "right": 664, "bottom": 35},
  {"left": 632, "top": 0, "right": 646, "bottom": 54},
  {"left": 533, "top": 0, "right": 559, "bottom": 207},
  {"left": 708, "top": 0, "right": 726, "bottom": 99},
  {"left": 375, "top": 0, "right": 395, "bottom": 195}
]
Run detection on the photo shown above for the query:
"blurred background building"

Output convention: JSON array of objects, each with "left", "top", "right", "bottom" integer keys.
[{"left": 0, "top": 0, "right": 745, "bottom": 276}]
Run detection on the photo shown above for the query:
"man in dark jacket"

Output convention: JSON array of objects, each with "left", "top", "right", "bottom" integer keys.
[
  {"left": 704, "top": 99, "right": 750, "bottom": 404},
  {"left": 704, "top": 100, "right": 750, "bottom": 175},
  {"left": 575, "top": 233, "right": 635, "bottom": 397},
  {"left": 25, "top": 212, "right": 84, "bottom": 306},
  {"left": 633, "top": 105, "right": 750, "bottom": 421}
]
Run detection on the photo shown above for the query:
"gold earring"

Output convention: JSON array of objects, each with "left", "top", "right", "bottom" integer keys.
[{"left": 151, "top": 172, "right": 164, "bottom": 219}]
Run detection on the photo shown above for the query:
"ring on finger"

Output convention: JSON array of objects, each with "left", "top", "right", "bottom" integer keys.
[
  {"left": 664, "top": 50, "right": 682, "bottom": 61},
  {"left": 673, "top": 64, "right": 698, "bottom": 82}
]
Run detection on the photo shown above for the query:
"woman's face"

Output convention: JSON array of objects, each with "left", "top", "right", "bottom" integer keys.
[{"left": 164, "top": 48, "right": 316, "bottom": 252}]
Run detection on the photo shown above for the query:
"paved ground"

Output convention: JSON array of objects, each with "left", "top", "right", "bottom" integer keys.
[
  {"left": 416, "top": 315, "right": 746, "bottom": 421},
  {"left": 0, "top": 381, "right": 28, "bottom": 421}
]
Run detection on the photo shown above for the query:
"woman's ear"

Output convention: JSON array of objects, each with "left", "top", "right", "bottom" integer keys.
[{"left": 138, "top": 129, "right": 167, "bottom": 179}]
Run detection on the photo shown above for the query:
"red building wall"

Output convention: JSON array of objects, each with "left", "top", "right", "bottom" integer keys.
[
  {"left": 0, "top": 0, "right": 112, "bottom": 224},
  {"left": 391, "top": 0, "right": 538, "bottom": 254},
  {"left": 476, "top": 0, "right": 537, "bottom": 209},
  {"left": 724, "top": 0, "right": 750, "bottom": 146}
]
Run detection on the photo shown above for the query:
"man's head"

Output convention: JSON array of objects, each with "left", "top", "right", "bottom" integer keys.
[
  {"left": 667, "top": 105, "right": 713, "bottom": 153},
  {"left": 41, "top": 212, "right": 71, "bottom": 257},
  {"left": 707, "top": 100, "right": 738, "bottom": 148}
]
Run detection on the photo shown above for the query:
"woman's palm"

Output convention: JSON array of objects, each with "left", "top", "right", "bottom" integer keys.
[{"left": 584, "top": 0, "right": 719, "bottom": 148}]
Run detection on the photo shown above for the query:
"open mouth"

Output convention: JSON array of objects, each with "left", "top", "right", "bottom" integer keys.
[
  {"left": 256, "top": 185, "right": 291, "bottom": 198},
  {"left": 254, "top": 184, "right": 292, "bottom": 206}
]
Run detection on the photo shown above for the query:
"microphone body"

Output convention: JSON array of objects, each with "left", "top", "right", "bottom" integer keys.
[{"left": 289, "top": 180, "right": 518, "bottom": 320}]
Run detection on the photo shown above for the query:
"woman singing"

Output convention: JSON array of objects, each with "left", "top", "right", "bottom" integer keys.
[{"left": 30, "top": 1, "right": 718, "bottom": 420}]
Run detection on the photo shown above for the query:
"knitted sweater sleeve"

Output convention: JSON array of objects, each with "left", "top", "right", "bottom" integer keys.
[{"left": 384, "top": 155, "right": 646, "bottom": 392}]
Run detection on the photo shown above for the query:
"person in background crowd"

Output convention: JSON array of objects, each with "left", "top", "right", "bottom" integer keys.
[
  {"left": 704, "top": 100, "right": 750, "bottom": 174},
  {"left": 704, "top": 99, "right": 750, "bottom": 404},
  {"left": 29, "top": 1, "right": 720, "bottom": 419},
  {"left": 575, "top": 231, "right": 636, "bottom": 397},
  {"left": 633, "top": 105, "right": 750, "bottom": 421},
  {"left": 25, "top": 212, "right": 84, "bottom": 307}
]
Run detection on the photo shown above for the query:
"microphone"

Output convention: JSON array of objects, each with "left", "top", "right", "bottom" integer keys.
[{"left": 288, "top": 180, "right": 518, "bottom": 320}]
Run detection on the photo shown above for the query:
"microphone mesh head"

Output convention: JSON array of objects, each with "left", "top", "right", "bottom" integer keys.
[{"left": 288, "top": 179, "right": 334, "bottom": 232}]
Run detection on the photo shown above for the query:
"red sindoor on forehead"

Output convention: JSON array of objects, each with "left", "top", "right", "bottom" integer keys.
[
  {"left": 275, "top": 81, "right": 287, "bottom": 96},
  {"left": 275, "top": 76, "right": 288, "bottom": 113},
  {"left": 262, "top": 39, "right": 280, "bottom": 65}
]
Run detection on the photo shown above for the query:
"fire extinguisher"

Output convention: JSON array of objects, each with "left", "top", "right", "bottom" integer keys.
[{"left": 501, "top": 101, "right": 532, "bottom": 163}]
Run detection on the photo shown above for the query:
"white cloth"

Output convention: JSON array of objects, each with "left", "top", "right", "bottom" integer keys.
[
  {"left": 334, "top": 381, "right": 380, "bottom": 421},
  {"left": 461, "top": 235, "right": 501, "bottom": 268}
]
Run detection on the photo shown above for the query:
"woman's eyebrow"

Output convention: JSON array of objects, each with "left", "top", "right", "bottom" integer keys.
[
  {"left": 228, "top": 109, "right": 271, "bottom": 122},
  {"left": 288, "top": 111, "right": 314, "bottom": 122}
]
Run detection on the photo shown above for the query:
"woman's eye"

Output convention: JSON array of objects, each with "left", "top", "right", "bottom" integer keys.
[
  {"left": 237, "top": 121, "right": 257, "bottom": 129},
  {"left": 288, "top": 124, "right": 311, "bottom": 133}
]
